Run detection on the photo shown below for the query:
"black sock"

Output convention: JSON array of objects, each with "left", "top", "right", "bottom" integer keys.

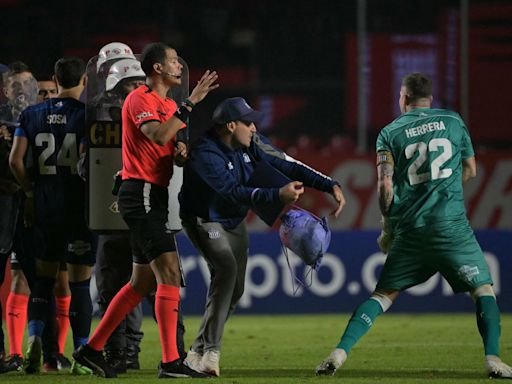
[
  {"left": 69, "top": 279, "right": 92, "bottom": 351},
  {"left": 28, "top": 277, "right": 55, "bottom": 339}
]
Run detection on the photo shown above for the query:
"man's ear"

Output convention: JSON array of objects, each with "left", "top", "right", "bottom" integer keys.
[
  {"left": 153, "top": 62, "right": 163, "bottom": 75},
  {"left": 404, "top": 94, "right": 411, "bottom": 107},
  {"left": 82, "top": 74, "right": 87, "bottom": 87},
  {"left": 226, "top": 121, "right": 237, "bottom": 133}
]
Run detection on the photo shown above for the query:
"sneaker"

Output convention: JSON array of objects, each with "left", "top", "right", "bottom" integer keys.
[
  {"left": 72, "top": 344, "right": 117, "bottom": 378},
  {"left": 125, "top": 345, "right": 140, "bottom": 370},
  {"left": 158, "top": 359, "right": 210, "bottom": 379},
  {"left": 315, "top": 348, "right": 347, "bottom": 376},
  {"left": 56, "top": 354, "right": 72, "bottom": 370},
  {"left": 200, "top": 350, "right": 220, "bottom": 377},
  {"left": 2, "top": 354, "right": 23, "bottom": 373},
  {"left": 70, "top": 360, "right": 93, "bottom": 375},
  {"left": 24, "top": 336, "right": 42, "bottom": 374},
  {"left": 183, "top": 350, "right": 202, "bottom": 372},
  {"left": 106, "top": 349, "right": 127, "bottom": 374},
  {"left": 485, "top": 355, "right": 512, "bottom": 379}
]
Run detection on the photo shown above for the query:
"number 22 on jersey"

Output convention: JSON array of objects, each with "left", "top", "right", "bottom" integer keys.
[
  {"left": 405, "top": 138, "right": 453, "bottom": 185},
  {"left": 36, "top": 132, "right": 78, "bottom": 175}
]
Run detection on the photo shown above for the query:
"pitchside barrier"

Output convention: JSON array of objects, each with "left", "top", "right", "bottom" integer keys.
[
  {"left": 115, "top": 230, "right": 509, "bottom": 315},
  {"left": 1, "top": 230, "right": 509, "bottom": 318}
]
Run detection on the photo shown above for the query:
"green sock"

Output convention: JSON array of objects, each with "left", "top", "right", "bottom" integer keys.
[
  {"left": 476, "top": 295, "right": 501, "bottom": 356},
  {"left": 336, "top": 298, "right": 384, "bottom": 354}
]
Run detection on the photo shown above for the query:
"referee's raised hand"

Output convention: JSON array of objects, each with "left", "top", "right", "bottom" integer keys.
[{"left": 188, "top": 70, "right": 219, "bottom": 105}]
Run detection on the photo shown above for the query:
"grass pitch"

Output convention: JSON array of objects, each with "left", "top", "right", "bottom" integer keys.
[{"left": 1, "top": 313, "right": 511, "bottom": 383}]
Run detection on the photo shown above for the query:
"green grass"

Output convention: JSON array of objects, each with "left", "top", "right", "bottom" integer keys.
[{"left": 2, "top": 313, "right": 511, "bottom": 383}]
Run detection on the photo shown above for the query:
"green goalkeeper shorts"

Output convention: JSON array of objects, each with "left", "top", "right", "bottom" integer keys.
[{"left": 376, "top": 219, "right": 493, "bottom": 293}]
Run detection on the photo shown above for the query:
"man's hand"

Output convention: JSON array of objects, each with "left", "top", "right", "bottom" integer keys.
[
  {"left": 330, "top": 184, "right": 346, "bottom": 218},
  {"left": 377, "top": 217, "right": 393, "bottom": 253},
  {"left": 188, "top": 70, "right": 219, "bottom": 105},
  {"left": 174, "top": 141, "right": 188, "bottom": 167},
  {"left": 279, "top": 181, "right": 304, "bottom": 204},
  {"left": 0, "top": 125, "right": 12, "bottom": 141}
]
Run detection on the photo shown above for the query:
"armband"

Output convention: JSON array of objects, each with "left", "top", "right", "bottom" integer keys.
[
  {"left": 376, "top": 150, "right": 394, "bottom": 166},
  {"left": 182, "top": 98, "right": 195, "bottom": 109},
  {"left": 174, "top": 105, "right": 191, "bottom": 124}
]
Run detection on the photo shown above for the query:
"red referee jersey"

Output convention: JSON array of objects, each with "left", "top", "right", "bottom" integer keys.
[{"left": 121, "top": 85, "right": 180, "bottom": 187}]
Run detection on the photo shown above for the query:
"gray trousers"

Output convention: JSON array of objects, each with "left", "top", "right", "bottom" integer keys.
[{"left": 182, "top": 217, "right": 248, "bottom": 353}]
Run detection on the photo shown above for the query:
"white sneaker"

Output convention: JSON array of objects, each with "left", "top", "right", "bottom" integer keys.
[
  {"left": 485, "top": 355, "right": 512, "bottom": 379},
  {"left": 315, "top": 349, "right": 347, "bottom": 376},
  {"left": 183, "top": 350, "right": 202, "bottom": 372},
  {"left": 201, "top": 350, "right": 220, "bottom": 377}
]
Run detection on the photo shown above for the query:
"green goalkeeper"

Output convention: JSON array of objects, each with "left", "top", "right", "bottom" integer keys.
[{"left": 316, "top": 72, "right": 512, "bottom": 379}]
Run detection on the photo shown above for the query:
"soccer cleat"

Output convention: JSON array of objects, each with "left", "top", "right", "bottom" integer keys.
[
  {"left": 2, "top": 354, "right": 23, "bottom": 373},
  {"left": 105, "top": 349, "right": 127, "bottom": 374},
  {"left": 183, "top": 349, "right": 202, "bottom": 372},
  {"left": 200, "top": 350, "right": 220, "bottom": 377},
  {"left": 125, "top": 345, "right": 140, "bottom": 370},
  {"left": 56, "top": 353, "right": 72, "bottom": 370},
  {"left": 43, "top": 360, "right": 58, "bottom": 372},
  {"left": 315, "top": 348, "right": 347, "bottom": 376},
  {"left": 485, "top": 355, "right": 512, "bottom": 379},
  {"left": 24, "top": 336, "right": 42, "bottom": 374},
  {"left": 158, "top": 359, "right": 210, "bottom": 379},
  {"left": 70, "top": 360, "right": 93, "bottom": 375},
  {"left": 72, "top": 344, "right": 117, "bottom": 378}
]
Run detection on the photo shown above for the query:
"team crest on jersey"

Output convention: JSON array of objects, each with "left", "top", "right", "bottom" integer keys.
[
  {"left": 227, "top": 162, "right": 234, "bottom": 170},
  {"left": 243, "top": 153, "right": 251, "bottom": 163}
]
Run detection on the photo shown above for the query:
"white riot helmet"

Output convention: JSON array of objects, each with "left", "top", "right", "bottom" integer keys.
[
  {"left": 96, "top": 42, "right": 136, "bottom": 73},
  {"left": 105, "top": 58, "right": 145, "bottom": 92}
]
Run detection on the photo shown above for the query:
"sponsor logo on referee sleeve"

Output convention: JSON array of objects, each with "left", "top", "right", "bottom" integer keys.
[
  {"left": 208, "top": 229, "right": 221, "bottom": 239},
  {"left": 136, "top": 111, "right": 154, "bottom": 121}
]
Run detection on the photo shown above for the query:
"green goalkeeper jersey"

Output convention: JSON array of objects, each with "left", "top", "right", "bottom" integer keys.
[{"left": 376, "top": 108, "right": 475, "bottom": 235}]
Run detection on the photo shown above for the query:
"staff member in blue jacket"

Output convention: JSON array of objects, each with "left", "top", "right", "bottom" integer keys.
[{"left": 179, "top": 97, "right": 345, "bottom": 376}]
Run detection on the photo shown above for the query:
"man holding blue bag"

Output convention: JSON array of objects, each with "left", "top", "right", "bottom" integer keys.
[{"left": 179, "top": 97, "right": 345, "bottom": 376}]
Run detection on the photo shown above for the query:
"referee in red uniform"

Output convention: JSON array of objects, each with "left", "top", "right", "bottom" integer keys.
[{"left": 74, "top": 42, "right": 218, "bottom": 378}]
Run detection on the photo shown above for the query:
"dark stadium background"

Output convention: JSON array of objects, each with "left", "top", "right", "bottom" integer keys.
[{"left": 1, "top": 0, "right": 510, "bottom": 314}]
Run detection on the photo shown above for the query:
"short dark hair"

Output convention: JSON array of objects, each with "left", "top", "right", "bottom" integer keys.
[
  {"left": 402, "top": 73, "right": 432, "bottom": 102},
  {"left": 54, "top": 57, "right": 85, "bottom": 89},
  {"left": 3, "top": 61, "right": 32, "bottom": 84},
  {"left": 140, "top": 42, "right": 173, "bottom": 76}
]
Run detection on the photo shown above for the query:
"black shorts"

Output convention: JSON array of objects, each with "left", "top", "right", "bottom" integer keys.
[
  {"left": 32, "top": 219, "right": 95, "bottom": 266},
  {"left": 0, "top": 193, "right": 20, "bottom": 254},
  {"left": 118, "top": 179, "right": 176, "bottom": 264}
]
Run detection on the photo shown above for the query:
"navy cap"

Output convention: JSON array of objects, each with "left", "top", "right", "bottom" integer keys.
[{"left": 212, "top": 97, "right": 263, "bottom": 124}]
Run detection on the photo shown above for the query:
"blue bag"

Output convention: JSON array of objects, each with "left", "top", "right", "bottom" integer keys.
[{"left": 279, "top": 207, "right": 331, "bottom": 293}]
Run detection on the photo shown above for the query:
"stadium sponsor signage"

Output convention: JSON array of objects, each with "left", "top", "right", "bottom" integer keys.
[
  {"left": 245, "top": 154, "right": 512, "bottom": 231},
  {"left": 177, "top": 231, "right": 511, "bottom": 314}
]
